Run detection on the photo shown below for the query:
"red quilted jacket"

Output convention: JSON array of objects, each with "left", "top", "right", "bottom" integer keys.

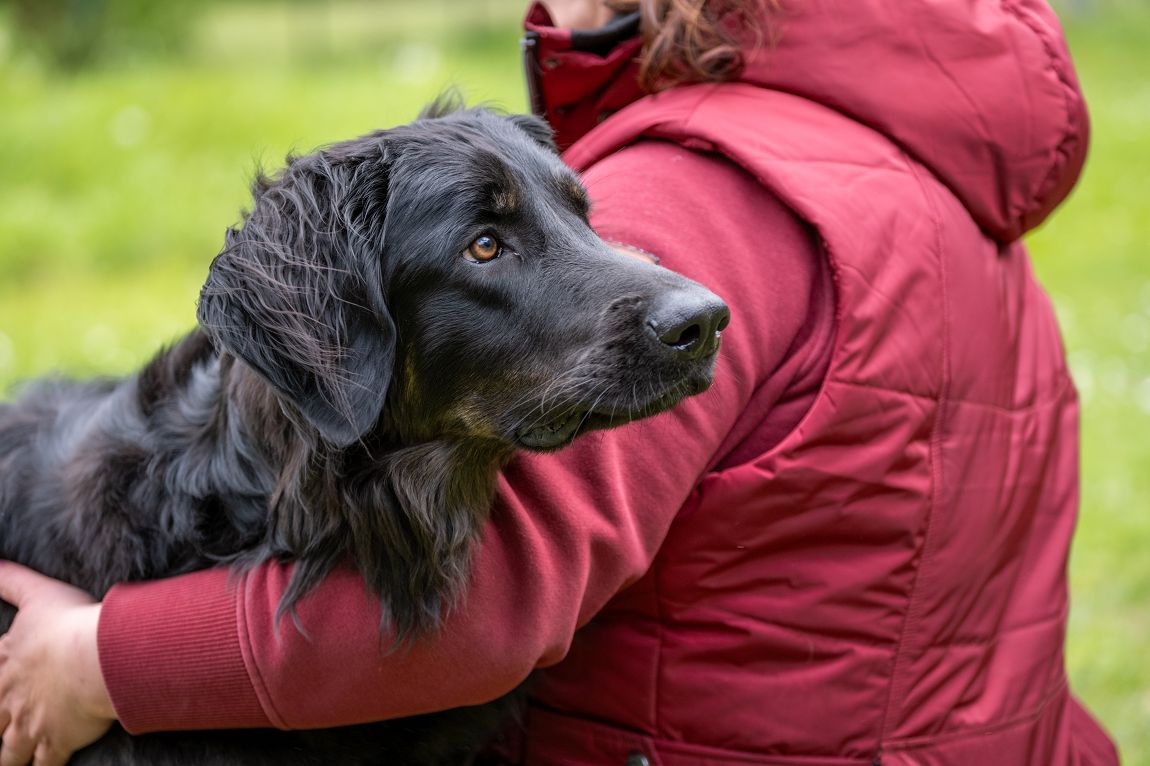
[
  {"left": 523, "top": 0, "right": 1115, "bottom": 762},
  {"left": 98, "top": 1, "right": 1117, "bottom": 763}
]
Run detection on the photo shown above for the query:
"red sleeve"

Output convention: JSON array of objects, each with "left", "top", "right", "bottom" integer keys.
[{"left": 98, "top": 140, "right": 833, "bottom": 733}]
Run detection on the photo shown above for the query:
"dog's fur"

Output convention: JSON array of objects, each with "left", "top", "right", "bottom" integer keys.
[{"left": 0, "top": 100, "right": 727, "bottom": 764}]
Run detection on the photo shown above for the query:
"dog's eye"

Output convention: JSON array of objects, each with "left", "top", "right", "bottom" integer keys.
[{"left": 465, "top": 235, "right": 503, "bottom": 263}]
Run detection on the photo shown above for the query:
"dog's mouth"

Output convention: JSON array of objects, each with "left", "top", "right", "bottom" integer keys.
[{"left": 514, "top": 374, "right": 713, "bottom": 452}]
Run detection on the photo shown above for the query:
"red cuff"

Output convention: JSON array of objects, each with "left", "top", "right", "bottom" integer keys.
[{"left": 98, "top": 568, "right": 273, "bottom": 733}]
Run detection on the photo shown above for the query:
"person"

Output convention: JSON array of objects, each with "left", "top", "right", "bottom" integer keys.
[{"left": 0, "top": 0, "right": 1121, "bottom": 764}]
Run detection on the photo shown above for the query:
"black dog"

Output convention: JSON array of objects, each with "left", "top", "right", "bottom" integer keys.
[{"left": 0, "top": 99, "right": 729, "bottom": 764}]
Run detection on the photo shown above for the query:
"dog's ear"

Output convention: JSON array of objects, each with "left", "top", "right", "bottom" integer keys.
[
  {"left": 506, "top": 113, "right": 558, "bottom": 154},
  {"left": 199, "top": 146, "right": 395, "bottom": 447}
]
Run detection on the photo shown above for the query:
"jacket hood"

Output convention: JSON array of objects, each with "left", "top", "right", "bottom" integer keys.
[{"left": 524, "top": 0, "right": 1089, "bottom": 243}]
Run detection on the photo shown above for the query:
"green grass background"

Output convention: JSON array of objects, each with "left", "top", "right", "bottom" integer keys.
[{"left": 1, "top": 2, "right": 1147, "bottom": 759}]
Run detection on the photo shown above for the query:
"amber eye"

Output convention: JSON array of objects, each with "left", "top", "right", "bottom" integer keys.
[{"left": 465, "top": 235, "right": 502, "bottom": 263}]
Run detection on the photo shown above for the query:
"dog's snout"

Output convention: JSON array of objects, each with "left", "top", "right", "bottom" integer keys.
[{"left": 647, "top": 290, "right": 730, "bottom": 359}]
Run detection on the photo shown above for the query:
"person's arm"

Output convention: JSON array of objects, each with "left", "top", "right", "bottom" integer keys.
[{"left": 1, "top": 141, "right": 832, "bottom": 741}]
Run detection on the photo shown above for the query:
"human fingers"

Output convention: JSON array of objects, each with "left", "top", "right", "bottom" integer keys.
[
  {"left": 0, "top": 721, "right": 35, "bottom": 766},
  {"left": 32, "top": 741, "right": 69, "bottom": 766},
  {"left": 0, "top": 563, "right": 50, "bottom": 609}
]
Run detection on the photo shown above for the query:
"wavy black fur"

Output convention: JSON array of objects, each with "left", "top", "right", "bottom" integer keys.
[{"left": 0, "top": 101, "right": 726, "bottom": 764}]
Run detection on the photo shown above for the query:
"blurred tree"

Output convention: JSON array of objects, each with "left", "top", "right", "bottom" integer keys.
[{"left": 8, "top": 0, "right": 202, "bottom": 71}]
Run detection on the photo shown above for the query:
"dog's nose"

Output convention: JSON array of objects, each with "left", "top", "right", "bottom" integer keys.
[{"left": 647, "top": 290, "right": 730, "bottom": 359}]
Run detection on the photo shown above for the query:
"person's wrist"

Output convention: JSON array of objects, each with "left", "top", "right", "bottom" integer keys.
[{"left": 70, "top": 602, "right": 117, "bottom": 721}]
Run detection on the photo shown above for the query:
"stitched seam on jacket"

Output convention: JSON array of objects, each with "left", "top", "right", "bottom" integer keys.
[
  {"left": 918, "top": 605, "right": 1066, "bottom": 647},
  {"left": 827, "top": 374, "right": 1076, "bottom": 415},
  {"left": 881, "top": 676, "right": 1069, "bottom": 751},
  {"left": 874, "top": 154, "right": 951, "bottom": 753},
  {"left": 653, "top": 526, "right": 667, "bottom": 742}
]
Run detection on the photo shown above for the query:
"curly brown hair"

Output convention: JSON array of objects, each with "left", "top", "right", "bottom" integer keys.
[{"left": 606, "top": 0, "right": 778, "bottom": 92}]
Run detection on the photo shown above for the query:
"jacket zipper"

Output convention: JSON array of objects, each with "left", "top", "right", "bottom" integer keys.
[{"left": 520, "top": 31, "right": 545, "bottom": 118}]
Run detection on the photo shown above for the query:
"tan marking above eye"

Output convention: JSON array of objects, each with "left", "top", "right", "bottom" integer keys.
[
  {"left": 466, "top": 235, "right": 501, "bottom": 263},
  {"left": 550, "top": 170, "right": 588, "bottom": 213},
  {"left": 562, "top": 176, "right": 589, "bottom": 212},
  {"left": 492, "top": 188, "right": 520, "bottom": 214}
]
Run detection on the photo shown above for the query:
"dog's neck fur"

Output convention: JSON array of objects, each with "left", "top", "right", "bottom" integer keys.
[{"left": 149, "top": 331, "right": 510, "bottom": 638}]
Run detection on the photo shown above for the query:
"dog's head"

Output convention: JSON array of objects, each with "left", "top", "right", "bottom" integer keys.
[{"left": 199, "top": 102, "right": 729, "bottom": 453}]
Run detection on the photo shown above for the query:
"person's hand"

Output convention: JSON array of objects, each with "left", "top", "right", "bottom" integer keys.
[{"left": 0, "top": 562, "right": 116, "bottom": 766}]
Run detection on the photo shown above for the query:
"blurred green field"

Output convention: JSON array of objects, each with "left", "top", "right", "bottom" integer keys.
[{"left": 1, "top": 1, "right": 1147, "bottom": 760}]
